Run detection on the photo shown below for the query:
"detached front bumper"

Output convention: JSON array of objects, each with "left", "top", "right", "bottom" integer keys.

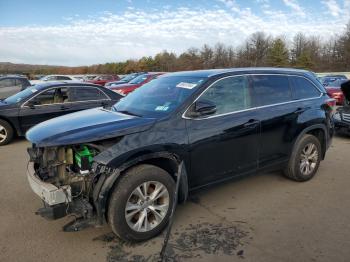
[{"left": 27, "top": 162, "right": 72, "bottom": 206}]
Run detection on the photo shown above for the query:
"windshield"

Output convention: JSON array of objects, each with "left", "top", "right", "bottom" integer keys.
[
  {"left": 121, "top": 74, "right": 138, "bottom": 82},
  {"left": 129, "top": 74, "right": 149, "bottom": 84},
  {"left": 329, "top": 79, "right": 347, "bottom": 87},
  {"left": 113, "top": 76, "right": 206, "bottom": 117},
  {"left": 4, "top": 86, "right": 38, "bottom": 104}
]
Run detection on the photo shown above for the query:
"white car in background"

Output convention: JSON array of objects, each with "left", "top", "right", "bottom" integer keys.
[{"left": 30, "top": 75, "right": 82, "bottom": 85}]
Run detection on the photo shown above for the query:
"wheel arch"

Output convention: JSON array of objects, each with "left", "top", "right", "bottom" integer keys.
[
  {"left": 293, "top": 124, "right": 328, "bottom": 160},
  {"left": 94, "top": 151, "right": 189, "bottom": 223}
]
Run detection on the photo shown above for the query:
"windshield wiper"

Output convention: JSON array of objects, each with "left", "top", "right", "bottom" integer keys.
[{"left": 117, "top": 110, "right": 142, "bottom": 117}]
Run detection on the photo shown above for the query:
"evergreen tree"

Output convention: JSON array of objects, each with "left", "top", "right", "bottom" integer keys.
[{"left": 267, "top": 38, "right": 289, "bottom": 67}]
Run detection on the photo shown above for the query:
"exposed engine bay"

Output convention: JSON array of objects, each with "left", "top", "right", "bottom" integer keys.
[
  {"left": 30, "top": 144, "right": 99, "bottom": 192},
  {"left": 27, "top": 142, "right": 112, "bottom": 227}
]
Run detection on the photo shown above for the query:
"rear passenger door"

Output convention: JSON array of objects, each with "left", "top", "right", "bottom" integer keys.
[
  {"left": 67, "top": 86, "right": 111, "bottom": 111},
  {"left": 251, "top": 74, "right": 301, "bottom": 168}
]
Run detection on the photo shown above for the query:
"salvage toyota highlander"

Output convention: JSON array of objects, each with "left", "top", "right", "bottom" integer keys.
[{"left": 26, "top": 68, "right": 334, "bottom": 242}]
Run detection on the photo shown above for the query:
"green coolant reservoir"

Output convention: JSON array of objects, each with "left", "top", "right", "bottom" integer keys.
[{"left": 75, "top": 145, "right": 94, "bottom": 173}]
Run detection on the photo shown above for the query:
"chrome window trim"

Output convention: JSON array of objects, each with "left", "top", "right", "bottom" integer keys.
[
  {"left": 21, "top": 86, "right": 111, "bottom": 108},
  {"left": 182, "top": 73, "right": 323, "bottom": 120}
]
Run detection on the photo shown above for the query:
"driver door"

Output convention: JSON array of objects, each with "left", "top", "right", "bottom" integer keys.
[
  {"left": 185, "top": 75, "right": 260, "bottom": 188},
  {"left": 19, "top": 87, "right": 73, "bottom": 132}
]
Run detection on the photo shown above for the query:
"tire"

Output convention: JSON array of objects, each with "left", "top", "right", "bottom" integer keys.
[
  {"left": 284, "top": 134, "right": 322, "bottom": 182},
  {"left": 108, "top": 164, "right": 175, "bottom": 242},
  {"left": 0, "top": 120, "right": 14, "bottom": 146}
]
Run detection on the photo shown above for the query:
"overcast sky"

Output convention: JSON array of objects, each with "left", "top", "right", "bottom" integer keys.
[{"left": 0, "top": 0, "right": 349, "bottom": 66}]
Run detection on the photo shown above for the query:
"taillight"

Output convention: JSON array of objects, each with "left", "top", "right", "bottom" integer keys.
[{"left": 326, "top": 98, "right": 336, "bottom": 115}]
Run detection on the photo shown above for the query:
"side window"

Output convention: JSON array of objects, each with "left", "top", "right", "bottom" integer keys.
[
  {"left": 31, "top": 89, "right": 55, "bottom": 105},
  {"left": 0, "top": 79, "right": 15, "bottom": 88},
  {"left": 15, "top": 79, "right": 24, "bottom": 88},
  {"left": 57, "top": 76, "right": 71, "bottom": 80},
  {"left": 30, "top": 88, "right": 68, "bottom": 105},
  {"left": 46, "top": 76, "right": 57, "bottom": 81},
  {"left": 290, "top": 76, "right": 321, "bottom": 99},
  {"left": 0, "top": 79, "right": 20, "bottom": 98},
  {"left": 198, "top": 76, "right": 252, "bottom": 115},
  {"left": 251, "top": 75, "right": 291, "bottom": 106},
  {"left": 69, "top": 86, "right": 108, "bottom": 102}
]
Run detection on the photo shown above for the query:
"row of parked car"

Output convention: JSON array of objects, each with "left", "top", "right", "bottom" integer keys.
[{"left": 0, "top": 71, "right": 350, "bottom": 146}]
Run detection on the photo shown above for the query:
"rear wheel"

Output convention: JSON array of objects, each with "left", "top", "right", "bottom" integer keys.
[
  {"left": 284, "top": 134, "right": 322, "bottom": 182},
  {"left": 108, "top": 164, "right": 175, "bottom": 242},
  {"left": 0, "top": 120, "right": 14, "bottom": 146}
]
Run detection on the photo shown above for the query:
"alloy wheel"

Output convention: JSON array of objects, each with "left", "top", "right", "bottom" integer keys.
[
  {"left": 300, "top": 143, "right": 319, "bottom": 176},
  {"left": 0, "top": 125, "right": 7, "bottom": 143},
  {"left": 125, "top": 181, "right": 170, "bottom": 232}
]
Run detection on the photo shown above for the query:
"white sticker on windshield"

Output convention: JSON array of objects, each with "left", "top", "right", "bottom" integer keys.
[
  {"left": 176, "top": 82, "right": 197, "bottom": 89},
  {"left": 31, "top": 88, "right": 38, "bottom": 93},
  {"left": 155, "top": 106, "right": 169, "bottom": 111}
]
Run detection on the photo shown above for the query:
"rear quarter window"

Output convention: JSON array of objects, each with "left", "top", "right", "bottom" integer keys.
[
  {"left": 251, "top": 75, "right": 292, "bottom": 106},
  {"left": 290, "top": 76, "right": 321, "bottom": 100}
]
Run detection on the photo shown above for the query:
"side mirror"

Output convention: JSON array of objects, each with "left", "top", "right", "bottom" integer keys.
[{"left": 189, "top": 100, "right": 217, "bottom": 117}]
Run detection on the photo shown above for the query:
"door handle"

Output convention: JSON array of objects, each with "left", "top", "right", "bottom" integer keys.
[{"left": 243, "top": 119, "right": 259, "bottom": 128}]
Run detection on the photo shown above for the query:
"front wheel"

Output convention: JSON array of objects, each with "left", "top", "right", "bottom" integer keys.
[
  {"left": 108, "top": 164, "right": 175, "bottom": 242},
  {"left": 0, "top": 120, "right": 14, "bottom": 146},
  {"left": 284, "top": 134, "right": 322, "bottom": 182}
]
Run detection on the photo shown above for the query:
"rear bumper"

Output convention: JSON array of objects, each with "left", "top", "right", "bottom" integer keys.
[{"left": 27, "top": 162, "right": 71, "bottom": 206}]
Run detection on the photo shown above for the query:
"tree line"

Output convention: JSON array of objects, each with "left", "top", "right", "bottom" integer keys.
[{"left": 4, "top": 21, "right": 350, "bottom": 75}]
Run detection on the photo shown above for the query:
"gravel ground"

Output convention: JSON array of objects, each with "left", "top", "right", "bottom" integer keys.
[{"left": 0, "top": 135, "right": 350, "bottom": 262}]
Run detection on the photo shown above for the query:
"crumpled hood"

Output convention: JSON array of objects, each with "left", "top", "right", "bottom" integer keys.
[
  {"left": 341, "top": 80, "right": 350, "bottom": 102},
  {"left": 26, "top": 108, "right": 156, "bottom": 147}
]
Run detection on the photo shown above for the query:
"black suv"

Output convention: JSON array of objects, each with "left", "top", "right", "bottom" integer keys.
[{"left": 26, "top": 68, "right": 334, "bottom": 241}]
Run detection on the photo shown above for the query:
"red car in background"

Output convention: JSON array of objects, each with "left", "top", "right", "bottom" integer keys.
[
  {"left": 86, "top": 75, "right": 120, "bottom": 86},
  {"left": 325, "top": 79, "right": 348, "bottom": 105},
  {"left": 109, "top": 72, "right": 165, "bottom": 96}
]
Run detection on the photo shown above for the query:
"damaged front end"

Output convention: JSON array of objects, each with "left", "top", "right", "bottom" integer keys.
[{"left": 27, "top": 143, "right": 114, "bottom": 231}]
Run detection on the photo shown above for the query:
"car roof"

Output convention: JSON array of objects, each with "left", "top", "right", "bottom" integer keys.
[
  {"left": 0, "top": 75, "right": 28, "bottom": 80},
  {"left": 167, "top": 67, "right": 311, "bottom": 78},
  {"left": 30, "top": 81, "right": 104, "bottom": 90}
]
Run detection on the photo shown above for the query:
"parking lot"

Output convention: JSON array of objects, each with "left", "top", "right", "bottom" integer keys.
[{"left": 0, "top": 134, "right": 349, "bottom": 262}]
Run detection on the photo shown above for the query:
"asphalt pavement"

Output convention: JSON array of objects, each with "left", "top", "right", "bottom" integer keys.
[{"left": 1, "top": 135, "right": 350, "bottom": 262}]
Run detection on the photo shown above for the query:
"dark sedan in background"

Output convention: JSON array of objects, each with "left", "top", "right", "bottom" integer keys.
[
  {"left": 0, "top": 82, "right": 122, "bottom": 145},
  {"left": 0, "top": 76, "right": 31, "bottom": 99}
]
